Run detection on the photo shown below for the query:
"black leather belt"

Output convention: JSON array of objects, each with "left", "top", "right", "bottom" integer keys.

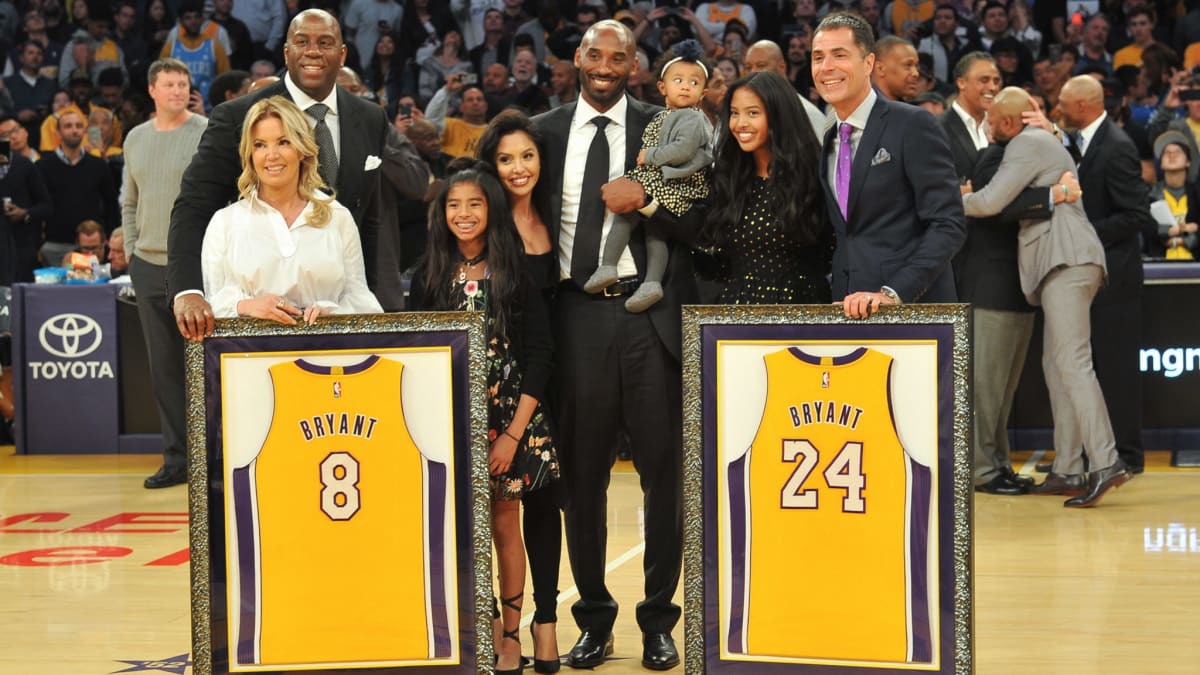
[{"left": 601, "top": 277, "right": 642, "bottom": 297}]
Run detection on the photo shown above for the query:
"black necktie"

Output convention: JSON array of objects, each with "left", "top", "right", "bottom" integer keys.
[
  {"left": 571, "top": 115, "right": 610, "bottom": 287},
  {"left": 307, "top": 103, "right": 339, "bottom": 190}
]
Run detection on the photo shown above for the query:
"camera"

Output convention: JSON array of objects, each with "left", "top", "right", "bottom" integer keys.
[
  {"left": 399, "top": 103, "right": 412, "bottom": 117},
  {"left": 1180, "top": 89, "right": 1200, "bottom": 102},
  {"left": 461, "top": 72, "right": 478, "bottom": 85}
]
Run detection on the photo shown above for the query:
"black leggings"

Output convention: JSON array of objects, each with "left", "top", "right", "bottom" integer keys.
[{"left": 522, "top": 484, "right": 563, "bottom": 624}]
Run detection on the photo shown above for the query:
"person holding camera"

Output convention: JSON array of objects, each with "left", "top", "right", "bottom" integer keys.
[
  {"left": 426, "top": 71, "right": 489, "bottom": 158},
  {"left": 1147, "top": 66, "right": 1200, "bottom": 185},
  {"left": 0, "top": 116, "right": 53, "bottom": 285}
]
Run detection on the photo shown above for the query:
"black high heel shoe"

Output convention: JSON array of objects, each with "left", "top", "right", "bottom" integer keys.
[
  {"left": 495, "top": 593, "right": 525, "bottom": 675},
  {"left": 529, "top": 621, "right": 561, "bottom": 674}
]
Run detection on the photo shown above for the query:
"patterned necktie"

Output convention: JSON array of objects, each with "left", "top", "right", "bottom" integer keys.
[
  {"left": 570, "top": 115, "right": 611, "bottom": 287},
  {"left": 836, "top": 122, "right": 853, "bottom": 220},
  {"left": 306, "top": 103, "right": 339, "bottom": 190}
]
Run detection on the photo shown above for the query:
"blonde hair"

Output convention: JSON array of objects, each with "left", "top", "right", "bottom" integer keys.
[{"left": 237, "top": 96, "right": 333, "bottom": 227}]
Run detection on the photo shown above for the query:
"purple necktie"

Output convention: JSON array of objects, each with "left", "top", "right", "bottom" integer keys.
[{"left": 836, "top": 122, "right": 853, "bottom": 220}]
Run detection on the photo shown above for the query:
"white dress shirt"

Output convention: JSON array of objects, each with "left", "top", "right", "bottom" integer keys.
[
  {"left": 285, "top": 75, "right": 341, "bottom": 162},
  {"left": 201, "top": 191, "right": 382, "bottom": 317},
  {"left": 559, "top": 95, "right": 637, "bottom": 281},
  {"left": 951, "top": 100, "right": 989, "bottom": 151},
  {"left": 1077, "top": 110, "right": 1107, "bottom": 158}
]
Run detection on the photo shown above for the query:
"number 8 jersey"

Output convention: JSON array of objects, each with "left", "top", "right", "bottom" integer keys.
[
  {"left": 725, "top": 347, "right": 932, "bottom": 664},
  {"left": 227, "top": 355, "right": 454, "bottom": 668}
]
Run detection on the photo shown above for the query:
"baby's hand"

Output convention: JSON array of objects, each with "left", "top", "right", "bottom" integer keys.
[{"left": 637, "top": 149, "right": 647, "bottom": 166}]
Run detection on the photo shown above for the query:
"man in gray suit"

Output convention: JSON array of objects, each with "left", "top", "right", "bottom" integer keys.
[{"left": 960, "top": 87, "right": 1132, "bottom": 508}]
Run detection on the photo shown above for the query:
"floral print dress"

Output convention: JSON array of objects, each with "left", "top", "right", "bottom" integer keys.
[{"left": 453, "top": 277, "right": 559, "bottom": 501}]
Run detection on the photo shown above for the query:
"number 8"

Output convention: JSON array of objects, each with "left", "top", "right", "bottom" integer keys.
[{"left": 320, "top": 452, "right": 360, "bottom": 521}]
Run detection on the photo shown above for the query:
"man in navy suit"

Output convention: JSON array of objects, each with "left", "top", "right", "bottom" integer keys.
[{"left": 812, "top": 12, "right": 966, "bottom": 319}]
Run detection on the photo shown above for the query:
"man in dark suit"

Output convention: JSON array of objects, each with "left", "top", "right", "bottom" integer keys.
[
  {"left": 167, "top": 9, "right": 423, "bottom": 340},
  {"left": 1058, "top": 74, "right": 1154, "bottom": 474},
  {"left": 812, "top": 12, "right": 966, "bottom": 319},
  {"left": 532, "top": 19, "right": 696, "bottom": 672}
]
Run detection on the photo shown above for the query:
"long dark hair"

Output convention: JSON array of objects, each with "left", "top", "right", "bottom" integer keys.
[
  {"left": 475, "top": 109, "right": 551, "bottom": 223},
  {"left": 421, "top": 159, "right": 526, "bottom": 339},
  {"left": 706, "top": 71, "right": 826, "bottom": 247}
]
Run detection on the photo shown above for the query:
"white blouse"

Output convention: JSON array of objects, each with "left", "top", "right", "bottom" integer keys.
[{"left": 201, "top": 191, "right": 383, "bottom": 318}]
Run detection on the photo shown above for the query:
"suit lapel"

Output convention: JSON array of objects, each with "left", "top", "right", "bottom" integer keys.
[
  {"left": 942, "top": 111, "right": 979, "bottom": 173},
  {"left": 537, "top": 103, "right": 575, "bottom": 250},
  {"left": 335, "top": 88, "right": 366, "bottom": 200},
  {"left": 1078, "top": 118, "right": 1108, "bottom": 177},
  {"left": 847, "top": 98, "right": 889, "bottom": 226}
]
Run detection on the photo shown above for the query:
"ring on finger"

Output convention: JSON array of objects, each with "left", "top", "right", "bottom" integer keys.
[{"left": 276, "top": 297, "right": 287, "bottom": 309}]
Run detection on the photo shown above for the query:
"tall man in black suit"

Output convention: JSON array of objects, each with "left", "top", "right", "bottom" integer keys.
[
  {"left": 1058, "top": 75, "right": 1153, "bottom": 474},
  {"left": 532, "top": 19, "right": 696, "bottom": 672},
  {"left": 812, "top": 12, "right": 966, "bottom": 319},
  {"left": 167, "top": 9, "right": 425, "bottom": 340}
]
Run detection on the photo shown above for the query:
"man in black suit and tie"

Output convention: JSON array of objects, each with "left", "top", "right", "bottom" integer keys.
[
  {"left": 167, "top": 9, "right": 425, "bottom": 339},
  {"left": 532, "top": 19, "right": 696, "bottom": 671},
  {"left": 812, "top": 12, "right": 966, "bottom": 319},
  {"left": 1057, "top": 75, "right": 1154, "bottom": 474}
]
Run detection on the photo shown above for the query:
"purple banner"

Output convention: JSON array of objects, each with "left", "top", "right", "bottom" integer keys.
[{"left": 12, "top": 283, "right": 121, "bottom": 453}]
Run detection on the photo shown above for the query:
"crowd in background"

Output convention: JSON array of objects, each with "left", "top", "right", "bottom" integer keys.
[{"left": 6, "top": 0, "right": 1200, "bottom": 283}]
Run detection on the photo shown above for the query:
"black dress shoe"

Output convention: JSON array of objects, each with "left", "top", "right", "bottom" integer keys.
[
  {"left": 1065, "top": 461, "right": 1131, "bottom": 508},
  {"left": 566, "top": 630, "right": 612, "bottom": 669},
  {"left": 1001, "top": 466, "right": 1035, "bottom": 488},
  {"left": 144, "top": 465, "right": 187, "bottom": 489},
  {"left": 974, "top": 474, "right": 1026, "bottom": 495},
  {"left": 1035, "top": 462, "right": 1052, "bottom": 473},
  {"left": 641, "top": 633, "right": 679, "bottom": 671},
  {"left": 1029, "top": 472, "right": 1086, "bottom": 496}
]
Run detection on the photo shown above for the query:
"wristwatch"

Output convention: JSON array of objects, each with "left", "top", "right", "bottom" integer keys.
[{"left": 879, "top": 287, "right": 901, "bottom": 304}]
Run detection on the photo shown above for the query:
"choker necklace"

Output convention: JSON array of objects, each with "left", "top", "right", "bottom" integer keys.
[{"left": 458, "top": 250, "right": 486, "bottom": 282}]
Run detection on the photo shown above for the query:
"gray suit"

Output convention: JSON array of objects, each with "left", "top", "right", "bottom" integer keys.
[{"left": 962, "top": 125, "right": 1118, "bottom": 476}]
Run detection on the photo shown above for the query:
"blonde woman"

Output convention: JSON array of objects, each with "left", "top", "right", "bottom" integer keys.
[{"left": 201, "top": 96, "right": 382, "bottom": 322}]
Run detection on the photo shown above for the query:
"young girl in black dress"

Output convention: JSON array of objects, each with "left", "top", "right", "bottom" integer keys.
[{"left": 410, "top": 160, "right": 559, "bottom": 675}]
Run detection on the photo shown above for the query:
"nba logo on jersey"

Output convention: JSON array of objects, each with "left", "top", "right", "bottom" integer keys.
[
  {"left": 333, "top": 380, "right": 342, "bottom": 398},
  {"left": 821, "top": 370, "right": 830, "bottom": 388}
]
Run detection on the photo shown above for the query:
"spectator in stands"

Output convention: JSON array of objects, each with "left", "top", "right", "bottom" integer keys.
[
  {"left": 111, "top": 2, "right": 148, "bottom": 87},
  {"left": 18, "top": 10, "right": 65, "bottom": 82},
  {"left": 0, "top": 116, "right": 39, "bottom": 162},
  {"left": 419, "top": 29, "right": 473, "bottom": 106},
  {"left": 742, "top": 39, "right": 825, "bottom": 143},
  {"left": 873, "top": 34, "right": 920, "bottom": 101},
  {"left": 344, "top": 0, "right": 404, "bottom": 71},
  {"left": 1077, "top": 13, "right": 1113, "bottom": 75},
  {"left": 393, "top": 117, "right": 450, "bottom": 274},
  {"left": 207, "top": 69, "right": 251, "bottom": 108},
  {"left": 366, "top": 33, "right": 405, "bottom": 109},
  {"left": 391, "top": 94, "right": 422, "bottom": 136},
  {"left": 4, "top": 42, "right": 56, "bottom": 145},
  {"left": 785, "top": 26, "right": 816, "bottom": 98},
  {"left": 714, "top": 54, "right": 740, "bottom": 83},
  {"left": 95, "top": 66, "right": 126, "bottom": 112},
  {"left": 58, "top": 9, "right": 127, "bottom": 88},
  {"left": 513, "top": 1, "right": 562, "bottom": 66},
  {"left": 990, "top": 36, "right": 1032, "bottom": 89},
  {"left": 883, "top": 0, "right": 934, "bottom": 39},
  {"left": 722, "top": 19, "right": 749, "bottom": 64},
  {"left": 108, "top": 226, "right": 128, "bottom": 275},
  {"left": 41, "top": 0, "right": 70, "bottom": 44},
  {"left": 855, "top": 0, "right": 888, "bottom": 38},
  {"left": 211, "top": 0, "right": 254, "bottom": 71},
  {"left": 400, "top": 0, "right": 459, "bottom": 65},
  {"left": 695, "top": 0, "right": 757, "bottom": 41},
  {"left": 508, "top": 47, "right": 549, "bottom": 114},
  {"left": 1115, "top": 7, "right": 1159, "bottom": 71},
  {"left": 141, "top": 0, "right": 174, "bottom": 61},
  {"left": 40, "top": 69, "right": 114, "bottom": 152},
  {"left": 427, "top": 74, "right": 488, "bottom": 157},
  {"left": 914, "top": 89, "right": 947, "bottom": 114},
  {"left": 549, "top": 60, "right": 576, "bottom": 107},
  {"left": 63, "top": 219, "right": 107, "bottom": 265},
  {"left": 470, "top": 8, "right": 512, "bottom": 76},
  {"left": 0, "top": 115, "right": 52, "bottom": 284},
  {"left": 249, "top": 59, "right": 276, "bottom": 81},
  {"left": 483, "top": 62, "right": 511, "bottom": 96},
  {"left": 1033, "top": 53, "right": 1065, "bottom": 110},
  {"left": 1148, "top": 130, "right": 1200, "bottom": 259},
  {"left": 84, "top": 107, "right": 124, "bottom": 189},
  {"left": 976, "top": 1, "right": 1010, "bottom": 51},
  {"left": 918, "top": 4, "right": 972, "bottom": 84},
  {"left": 161, "top": 0, "right": 230, "bottom": 106},
  {"left": 1148, "top": 68, "right": 1200, "bottom": 184},
  {"left": 231, "top": 0, "right": 286, "bottom": 66},
  {"left": 35, "top": 108, "right": 118, "bottom": 265},
  {"left": 548, "top": 3, "right": 597, "bottom": 61},
  {"left": 1007, "top": 0, "right": 1041, "bottom": 58}
]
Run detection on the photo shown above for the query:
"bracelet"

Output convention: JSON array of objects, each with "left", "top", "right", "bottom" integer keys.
[
  {"left": 1061, "top": 185, "right": 1069, "bottom": 197},
  {"left": 503, "top": 429, "right": 521, "bottom": 443}
]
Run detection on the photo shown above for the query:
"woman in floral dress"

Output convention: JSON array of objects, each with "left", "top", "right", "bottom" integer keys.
[{"left": 409, "top": 159, "right": 557, "bottom": 675}]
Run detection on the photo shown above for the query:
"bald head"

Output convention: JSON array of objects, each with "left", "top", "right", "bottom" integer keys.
[
  {"left": 580, "top": 19, "right": 635, "bottom": 54},
  {"left": 744, "top": 40, "right": 786, "bottom": 75},
  {"left": 987, "top": 86, "right": 1032, "bottom": 142},
  {"left": 1058, "top": 75, "right": 1105, "bottom": 129},
  {"left": 289, "top": 8, "right": 342, "bottom": 42}
]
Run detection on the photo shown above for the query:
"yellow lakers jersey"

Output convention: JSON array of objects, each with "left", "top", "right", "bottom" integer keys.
[
  {"left": 226, "top": 355, "right": 453, "bottom": 668},
  {"left": 726, "top": 347, "right": 932, "bottom": 664}
]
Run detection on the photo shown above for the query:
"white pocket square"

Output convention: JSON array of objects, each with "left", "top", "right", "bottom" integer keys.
[
  {"left": 364, "top": 155, "right": 382, "bottom": 171},
  {"left": 870, "top": 148, "right": 891, "bottom": 166}
]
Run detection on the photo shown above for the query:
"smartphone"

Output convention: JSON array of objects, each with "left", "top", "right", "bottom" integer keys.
[
  {"left": 0, "top": 139, "right": 9, "bottom": 159},
  {"left": 87, "top": 126, "right": 102, "bottom": 147},
  {"left": 399, "top": 103, "right": 413, "bottom": 117},
  {"left": 1180, "top": 89, "right": 1200, "bottom": 102},
  {"left": 461, "top": 72, "right": 478, "bottom": 85}
]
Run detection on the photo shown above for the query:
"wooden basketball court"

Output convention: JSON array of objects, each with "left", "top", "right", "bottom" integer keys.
[{"left": 1, "top": 446, "right": 1197, "bottom": 674}]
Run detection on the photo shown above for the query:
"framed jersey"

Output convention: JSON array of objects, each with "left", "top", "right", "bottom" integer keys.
[
  {"left": 681, "top": 305, "right": 973, "bottom": 674},
  {"left": 184, "top": 313, "right": 491, "bottom": 675}
]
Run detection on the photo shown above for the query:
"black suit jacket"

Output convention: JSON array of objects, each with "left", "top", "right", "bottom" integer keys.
[
  {"left": 167, "top": 78, "right": 391, "bottom": 295},
  {"left": 941, "top": 109, "right": 981, "bottom": 180},
  {"left": 1077, "top": 118, "right": 1153, "bottom": 302},
  {"left": 820, "top": 96, "right": 966, "bottom": 302},
  {"left": 532, "top": 97, "right": 698, "bottom": 361}
]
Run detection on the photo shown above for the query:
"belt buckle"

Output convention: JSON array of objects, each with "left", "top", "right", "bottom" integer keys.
[{"left": 602, "top": 283, "right": 623, "bottom": 298}]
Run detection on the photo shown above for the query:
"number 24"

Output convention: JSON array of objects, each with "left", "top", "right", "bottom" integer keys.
[{"left": 780, "top": 440, "right": 866, "bottom": 513}]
